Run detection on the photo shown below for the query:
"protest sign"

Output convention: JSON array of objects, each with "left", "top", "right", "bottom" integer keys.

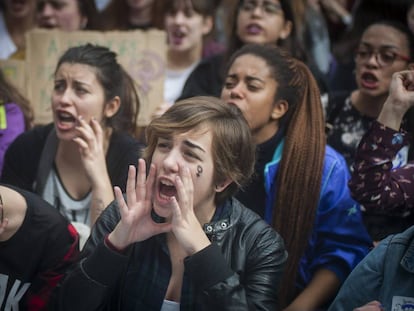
[
  {"left": 0, "top": 59, "right": 26, "bottom": 96},
  {"left": 25, "top": 28, "right": 166, "bottom": 126}
]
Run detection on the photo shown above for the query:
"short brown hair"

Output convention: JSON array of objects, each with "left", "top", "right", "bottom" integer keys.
[{"left": 144, "top": 96, "right": 255, "bottom": 205}]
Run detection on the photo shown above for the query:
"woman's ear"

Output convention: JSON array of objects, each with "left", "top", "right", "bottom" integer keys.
[
  {"left": 104, "top": 96, "right": 121, "bottom": 118},
  {"left": 408, "top": 62, "right": 414, "bottom": 70},
  {"left": 279, "top": 20, "right": 293, "bottom": 40},
  {"left": 215, "top": 178, "right": 232, "bottom": 193},
  {"left": 271, "top": 100, "right": 289, "bottom": 120},
  {"left": 202, "top": 16, "right": 214, "bottom": 36}
]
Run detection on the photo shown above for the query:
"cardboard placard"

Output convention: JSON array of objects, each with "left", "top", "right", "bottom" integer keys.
[
  {"left": 0, "top": 59, "right": 26, "bottom": 96},
  {"left": 26, "top": 28, "right": 166, "bottom": 126}
]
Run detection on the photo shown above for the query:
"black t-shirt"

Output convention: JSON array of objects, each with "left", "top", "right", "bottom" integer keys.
[
  {"left": 236, "top": 131, "right": 283, "bottom": 218},
  {"left": 0, "top": 185, "right": 78, "bottom": 310}
]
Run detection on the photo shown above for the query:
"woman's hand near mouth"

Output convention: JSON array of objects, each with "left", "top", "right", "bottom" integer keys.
[
  {"left": 109, "top": 159, "right": 172, "bottom": 250},
  {"left": 170, "top": 165, "right": 211, "bottom": 256},
  {"left": 73, "top": 116, "right": 114, "bottom": 225}
]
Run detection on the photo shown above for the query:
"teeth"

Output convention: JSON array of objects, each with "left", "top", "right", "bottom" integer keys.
[
  {"left": 59, "top": 112, "right": 72, "bottom": 118},
  {"left": 159, "top": 193, "right": 172, "bottom": 199},
  {"left": 173, "top": 29, "right": 185, "bottom": 37},
  {"left": 160, "top": 180, "right": 174, "bottom": 186}
]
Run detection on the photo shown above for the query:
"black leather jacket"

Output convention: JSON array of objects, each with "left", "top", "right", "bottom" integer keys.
[{"left": 53, "top": 197, "right": 287, "bottom": 310}]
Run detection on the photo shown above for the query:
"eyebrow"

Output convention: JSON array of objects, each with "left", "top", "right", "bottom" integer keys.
[
  {"left": 54, "top": 78, "right": 92, "bottom": 89},
  {"left": 73, "top": 80, "right": 91, "bottom": 88},
  {"left": 246, "top": 76, "right": 265, "bottom": 83},
  {"left": 184, "top": 140, "right": 206, "bottom": 153},
  {"left": 359, "top": 42, "right": 401, "bottom": 50},
  {"left": 226, "top": 73, "right": 265, "bottom": 83}
]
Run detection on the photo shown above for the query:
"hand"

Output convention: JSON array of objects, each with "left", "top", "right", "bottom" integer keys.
[
  {"left": 353, "top": 300, "right": 384, "bottom": 311},
  {"left": 169, "top": 165, "right": 211, "bottom": 256},
  {"left": 379, "top": 70, "right": 414, "bottom": 130},
  {"left": 109, "top": 159, "right": 171, "bottom": 249},
  {"left": 72, "top": 116, "right": 108, "bottom": 186},
  {"left": 319, "top": 0, "right": 351, "bottom": 23},
  {"left": 386, "top": 70, "right": 414, "bottom": 112}
]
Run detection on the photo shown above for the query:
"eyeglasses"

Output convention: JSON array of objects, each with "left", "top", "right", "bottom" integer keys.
[
  {"left": 240, "top": 0, "right": 283, "bottom": 15},
  {"left": 354, "top": 48, "right": 410, "bottom": 67}
]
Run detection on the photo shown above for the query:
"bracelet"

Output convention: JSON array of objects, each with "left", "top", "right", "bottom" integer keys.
[{"left": 104, "top": 234, "right": 127, "bottom": 254}]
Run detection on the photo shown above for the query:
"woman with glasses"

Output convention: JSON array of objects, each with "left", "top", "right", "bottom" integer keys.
[
  {"left": 178, "top": 0, "right": 328, "bottom": 100},
  {"left": 326, "top": 20, "right": 414, "bottom": 169},
  {"left": 329, "top": 70, "right": 414, "bottom": 311},
  {"left": 348, "top": 65, "right": 414, "bottom": 243},
  {"left": 325, "top": 20, "right": 414, "bottom": 242}
]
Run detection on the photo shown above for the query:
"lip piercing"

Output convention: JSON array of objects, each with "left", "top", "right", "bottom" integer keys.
[{"left": 196, "top": 165, "right": 203, "bottom": 177}]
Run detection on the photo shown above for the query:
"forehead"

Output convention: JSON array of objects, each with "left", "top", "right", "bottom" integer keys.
[
  {"left": 229, "top": 54, "right": 273, "bottom": 77},
  {"left": 40, "top": 0, "right": 79, "bottom": 8},
  {"left": 168, "top": 126, "right": 213, "bottom": 148},
  {"left": 127, "top": 0, "right": 154, "bottom": 7},
  {"left": 361, "top": 24, "right": 409, "bottom": 50},
  {"left": 55, "top": 63, "right": 99, "bottom": 82},
  {"left": 175, "top": 125, "right": 211, "bottom": 139},
  {"left": 167, "top": 0, "right": 210, "bottom": 14},
  {"left": 241, "top": 0, "right": 282, "bottom": 4}
]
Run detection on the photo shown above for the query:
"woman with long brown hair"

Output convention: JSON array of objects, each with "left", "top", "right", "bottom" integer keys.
[
  {"left": 1, "top": 44, "right": 143, "bottom": 230},
  {"left": 221, "top": 43, "right": 372, "bottom": 310}
]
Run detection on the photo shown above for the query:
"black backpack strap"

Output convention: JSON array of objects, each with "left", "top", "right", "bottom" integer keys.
[{"left": 34, "top": 128, "right": 58, "bottom": 194}]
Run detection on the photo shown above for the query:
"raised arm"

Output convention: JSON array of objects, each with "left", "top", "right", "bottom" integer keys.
[
  {"left": 378, "top": 70, "right": 414, "bottom": 131},
  {"left": 73, "top": 117, "right": 114, "bottom": 226},
  {"left": 349, "top": 71, "right": 414, "bottom": 215}
]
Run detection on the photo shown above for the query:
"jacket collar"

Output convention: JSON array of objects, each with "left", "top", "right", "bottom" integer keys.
[
  {"left": 400, "top": 228, "right": 414, "bottom": 273},
  {"left": 203, "top": 198, "right": 242, "bottom": 236}
]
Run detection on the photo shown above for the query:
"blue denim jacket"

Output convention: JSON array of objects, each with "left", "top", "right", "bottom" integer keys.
[
  {"left": 329, "top": 225, "right": 414, "bottom": 311},
  {"left": 264, "top": 141, "right": 372, "bottom": 291}
]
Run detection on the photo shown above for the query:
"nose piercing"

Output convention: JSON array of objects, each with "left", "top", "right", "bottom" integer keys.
[{"left": 196, "top": 165, "right": 203, "bottom": 177}]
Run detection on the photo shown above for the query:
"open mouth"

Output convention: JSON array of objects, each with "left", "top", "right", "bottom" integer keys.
[
  {"left": 58, "top": 111, "right": 76, "bottom": 122},
  {"left": 159, "top": 180, "right": 177, "bottom": 200},
  {"left": 360, "top": 72, "right": 379, "bottom": 89},
  {"left": 173, "top": 28, "right": 185, "bottom": 38},
  {"left": 170, "top": 28, "right": 186, "bottom": 44},
  {"left": 40, "top": 22, "right": 57, "bottom": 29},
  {"left": 56, "top": 111, "right": 77, "bottom": 129},
  {"left": 246, "top": 24, "right": 263, "bottom": 35}
]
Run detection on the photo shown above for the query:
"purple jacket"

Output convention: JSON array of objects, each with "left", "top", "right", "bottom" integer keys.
[{"left": 0, "top": 103, "right": 25, "bottom": 175}]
